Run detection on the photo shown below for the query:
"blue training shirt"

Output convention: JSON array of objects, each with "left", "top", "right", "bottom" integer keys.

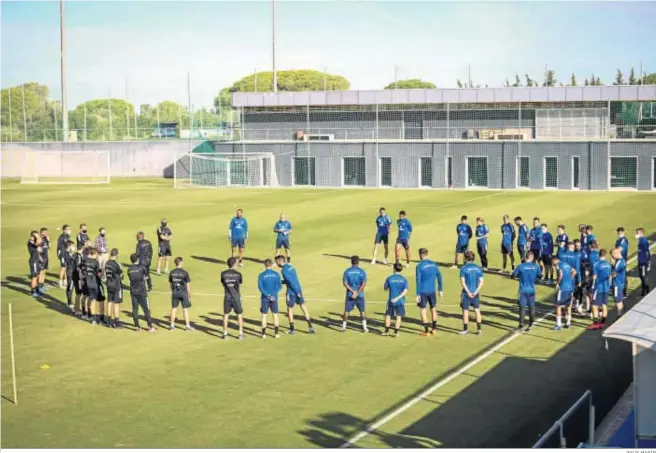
[
  {"left": 512, "top": 261, "right": 542, "bottom": 294},
  {"left": 501, "top": 223, "right": 515, "bottom": 246},
  {"left": 556, "top": 233, "right": 569, "bottom": 254},
  {"left": 589, "top": 249, "right": 600, "bottom": 271},
  {"left": 584, "top": 233, "right": 597, "bottom": 254},
  {"left": 258, "top": 268, "right": 283, "bottom": 299},
  {"left": 384, "top": 273, "right": 408, "bottom": 304},
  {"left": 613, "top": 259, "right": 627, "bottom": 288},
  {"left": 229, "top": 217, "right": 248, "bottom": 240},
  {"left": 273, "top": 220, "right": 292, "bottom": 240},
  {"left": 281, "top": 263, "right": 302, "bottom": 295},
  {"left": 343, "top": 266, "right": 367, "bottom": 299},
  {"left": 540, "top": 231, "right": 554, "bottom": 256},
  {"left": 558, "top": 261, "right": 576, "bottom": 292},
  {"left": 593, "top": 260, "right": 612, "bottom": 293},
  {"left": 460, "top": 262, "right": 484, "bottom": 294},
  {"left": 615, "top": 237, "right": 629, "bottom": 260},
  {"left": 415, "top": 259, "right": 443, "bottom": 295},
  {"left": 637, "top": 237, "right": 650, "bottom": 266},
  {"left": 397, "top": 218, "right": 413, "bottom": 240},
  {"left": 529, "top": 226, "right": 543, "bottom": 250},
  {"left": 376, "top": 215, "right": 392, "bottom": 235},
  {"left": 561, "top": 250, "right": 581, "bottom": 284},
  {"left": 517, "top": 224, "right": 530, "bottom": 246},
  {"left": 476, "top": 224, "right": 490, "bottom": 247},
  {"left": 456, "top": 223, "right": 473, "bottom": 246}
]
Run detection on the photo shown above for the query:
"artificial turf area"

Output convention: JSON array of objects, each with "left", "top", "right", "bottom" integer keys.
[{"left": 1, "top": 178, "right": 655, "bottom": 448}]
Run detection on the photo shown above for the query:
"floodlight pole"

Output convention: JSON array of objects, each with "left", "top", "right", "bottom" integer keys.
[
  {"left": 272, "top": 0, "right": 277, "bottom": 93},
  {"left": 60, "top": 0, "right": 69, "bottom": 142}
]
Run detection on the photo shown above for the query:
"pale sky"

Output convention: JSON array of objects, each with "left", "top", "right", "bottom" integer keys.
[{"left": 2, "top": 0, "right": 655, "bottom": 108}]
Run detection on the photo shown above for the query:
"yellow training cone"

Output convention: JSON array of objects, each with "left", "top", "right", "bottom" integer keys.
[{"left": 40, "top": 364, "right": 50, "bottom": 369}]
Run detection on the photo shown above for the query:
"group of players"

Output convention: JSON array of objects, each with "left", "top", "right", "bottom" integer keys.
[{"left": 26, "top": 207, "right": 652, "bottom": 338}]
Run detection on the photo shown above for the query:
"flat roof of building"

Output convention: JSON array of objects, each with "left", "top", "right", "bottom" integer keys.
[{"left": 232, "top": 85, "right": 656, "bottom": 108}]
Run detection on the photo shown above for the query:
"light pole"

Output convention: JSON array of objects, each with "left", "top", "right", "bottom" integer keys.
[
  {"left": 60, "top": 0, "right": 69, "bottom": 142},
  {"left": 272, "top": 0, "right": 277, "bottom": 93}
]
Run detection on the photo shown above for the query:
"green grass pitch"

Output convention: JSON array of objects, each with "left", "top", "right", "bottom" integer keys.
[{"left": 1, "top": 179, "right": 655, "bottom": 448}]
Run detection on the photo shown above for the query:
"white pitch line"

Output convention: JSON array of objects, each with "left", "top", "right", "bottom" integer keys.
[{"left": 339, "top": 243, "right": 655, "bottom": 448}]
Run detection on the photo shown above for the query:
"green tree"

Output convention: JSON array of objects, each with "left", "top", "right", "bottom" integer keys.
[
  {"left": 383, "top": 78, "right": 436, "bottom": 89},
  {"left": 503, "top": 78, "right": 510, "bottom": 87},
  {"left": 613, "top": 69, "right": 625, "bottom": 85},
  {"left": 596, "top": 76, "right": 602, "bottom": 85},
  {"left": 641, "top": 72, "right": 656, "bottom": 84},
  {"left": 456, "top": 79, "right": 463, "bottom": 88},
  {"left": 584, "top": 78, "right": 589, "bottom": 86},
  {"left": 525, "top": 74, "right": 536, "bottom": 87},
  {"left": 512, "top": 75, "right": 522, "bottom": 87},
  {"left": 569, "top": 73, "right": 577, "bottom": 86},
  {"left": 543, "top": 70, "right": 557, "bottom": 87},
  {"left": 628, "top": 68, "right": 637, "bottom": 85},
  {"left": 0, "top": 82, "right": 61, "bottom": 142},
  {"left": 69, "top": 99, "right": 135, "bottom": 141}
]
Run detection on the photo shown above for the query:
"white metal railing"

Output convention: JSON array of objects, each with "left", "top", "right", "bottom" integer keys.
[{"left": 533, "top": 390, "right": 595, "bottom": 448}]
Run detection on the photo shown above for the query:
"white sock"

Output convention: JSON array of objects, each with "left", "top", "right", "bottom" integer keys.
[
  {"left": 362, "top": 319, "right": 367, "bottom": 329},
  {"left": 566, "top": 314, "right": 572, "bottom": 325},
  {"left": 556, "top": 316, "right": 562, "bottom": 327},
  {"left": 342, "top": 321, "right": 347, "bottom": 330}
]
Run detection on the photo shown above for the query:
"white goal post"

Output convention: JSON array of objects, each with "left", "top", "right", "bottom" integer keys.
[
  {"left": 174, "top": 152, "right": 281, "bottom": 188},
  {"left": 19, "top": 150, "right": 111, "bottom": 184}
]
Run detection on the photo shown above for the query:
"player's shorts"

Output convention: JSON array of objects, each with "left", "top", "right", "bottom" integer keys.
[
  {"left": 613, "top": 286, "right": 625, "bottom": 303},
  {"left": 224, "top": 297, "right": 243, "bottom": 315},
  {"left": 59, "top": 255, "right": 67, "bottom": 267},
  {"left": 158, "top": 243, "right": 172, "bottom": 257},
  {"left": 345, "top": 296, "right": 365, "bottom": 313},
  {"left": 231, "top": 238, "right": 245, "bottom": 249},
  {"left": 107, "top": 288, "right": 123, "bottom": 303},
  {"left": 385, "top": 301, "right": 405, "bottom": 317},
  {"left": 461, "top": 292, "right": 481, "bottom": 310},
  {"left": 593, "top": 291, "right": 609, "bottom": 306},
  {"left": 518, "top": 293, "right": 535, "bottom": 308},
  {"left": 418, "top": 293, "right": 437, "bottom": 309},
  {"left": 541, "top": 254, "right": 553, "bottom": 266},
  {"left": 375, "top": 233, "right": 389, "bottom": 245},
  {"left": 29, "top": 261, "right": 40, "bottom": 278},
  {"left": 276, "top": 237, "right": 290, "bottom": 250},
  {"left": 477, "top": 243, "right": 488, "bottom": 257},
  {"left": 501, "top": 243, "right": 513, "bottom": 255},
  {"left": 396, "top": 238, "right": 410, "bottom": 250},
  {"left": 87, "top": 286, "right": 99, "bottom": 301},
  {"left": 261, "top": 296, "right": 279, "bottom": 314},
  {"left": 517, "top": 244, "right": 528, "bottom": 261},
  {"left": 286, "top": 292, "right": 305, "bottom": 308},
  {"left": 41, "top": 257, "right": 49, "bottom": 271},
  {"left": 556, "top": 290, "right": 573, "bottom": 306},
  {"left": 73, "top": 276, "right": 82, "bottom": 295},
  {"left": 172, "top": 294, "right": 191, "bottom": 309},
  {"left": 455, "top": 243, "right": 468, "bottom": 254},
  {"left": 530, "top": 248, "right": 541, "bottom": 260}
]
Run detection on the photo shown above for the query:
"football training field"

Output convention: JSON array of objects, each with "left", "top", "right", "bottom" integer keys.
[{"left": 2, "top": 179, "right": 655, "bottom": 448}]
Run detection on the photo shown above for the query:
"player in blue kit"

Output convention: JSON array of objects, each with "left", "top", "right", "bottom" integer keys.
[
  {"left": 395, "top": 211, "right": 413, "bottom": 268},
  {"left": 511, "top": 251, "right": 542, "bottom": 331},
  {"left": 611, "top": 247, "right": 627, "bottom": 317},
  {"left": 475, "top": 217, "right": 490, "bottom": 270},
  {"left": 540, "top": 224, "right": 555, "bottom": 283},
  {"left": 415, "top": 248, "right": 443, "bottom": 336},
  {"left": 529, "top": 217, "right": 543, "bottom": 266},
  {"left": 636, "top": 228, "right": 651, "bottom": 296},
  {"left": 459, "top": 251, "right": 484, "bottom": 335},
  {"left": 258, "top": 259, "right": 283, "bottom": 339},
  {"left": 342, "top": 256, "right": 368, "bottom": 333},
  {"left": 371, "top": 207, "right": 392, "bottom": 265},
  {"left": 229, "top": 209, "right": 248, "bottom": 267},
  {"left": 276, "top": 255, "right": 314, "bottom": 335},
  {"left": 552, "top": 255, "right": 576, "bottom": 330},
  {"left": 453, "top": 215, "right": 473, "bottom": 268},
  {"left": 500, "top": 215, "right": 516, "bottom": 273},
  {"left": 383, "top": 263, "right": 409, "bottom": 337},
  {"left": 555, "top": 225, "right": 569, "bottom": 257},
  {"left": 514, "top": 216, "right": 530, "bottom": 263},
  {"left": 589, "top": 249, "right": 612, "bottom": 330},
  {"left": 615, "top": 227, "right": 629, "bottom": 296},
  {"left": 273, "top": 213, "right": 292, "bottom": 263}
]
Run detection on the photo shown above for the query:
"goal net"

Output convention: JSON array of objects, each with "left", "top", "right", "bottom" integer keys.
[
  {"left": 174, "top": 152, "right": 281, "bottom": 188},
  {"left": 20, "top": 150, "right": 111, "bottom": 184}
]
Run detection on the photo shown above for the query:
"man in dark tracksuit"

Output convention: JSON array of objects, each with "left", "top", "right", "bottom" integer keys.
[
  {"left": 64, "top": 240, "right": 77, "bottom": 311},
  {"left": 128, "top": 253, "right": 156, "bottom": 332},
  {"left": 28, "top": 231, "right": 43, "bottom": 297},
  {"left": 135, "top": 232, "right": 154, "bottom": 291}
]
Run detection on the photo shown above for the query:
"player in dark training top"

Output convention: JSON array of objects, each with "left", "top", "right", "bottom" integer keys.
[
  {"left": 84, "top": 248, "right": 103, "bottom": 326},
  {"left": 273, "top": 213, "right": 293, "bottom": 263},
  {"left": 635, "top": 228, "right": 651, "bottom": 296},
  {"left": 395, "top": 211, "right": 413, "bottom": 268},
  {"left": 342, "top": 256, "right": 368, "bottom": 333},
  {"left": 63, "top": 240, "right": 77, "bottom": 311},
  {"left": 258, "top": 259, "right": 283, "bottom": 339},
  {"left": 454, "top": 215, "right": 473, "bottom": 268},
  {"left": 169, "top": 257, "right": 193, "bottom": 331},
  {"left": 28, "top": 232, "right": 43, "bottom": 297},
  {"left": 539, "top": 224, "right": 555, "bottom": 283},
  {"left": 221, "top": 257, "right": 244, "bottom": 339},
  {"left": 528, "top": 218, "right": 543, "bottom": 272},
  {"left": 38, "top": 227, "right": 50, "bottom": 293},
  {"left": 57, "top": 224, "right": 72, "bottom": 288},
  {"left": 104, "top": 249, "right": 124, "bottom": 328},
  {"left": 156, "top": 219, "right": 173, "bottom": 275},
  {"left": 127, "top": 253, "right": 156, "bottom": 332},
  {"left": 500, "top": 215, "right": 516, "bottom": 273},
  {"left": 555, "top": 225, "right": 569, "bottom": 257},
  {"left": 611, "top": 247, "right": 627, "bottom": 318},
  {"left": 76, "top": 223, "right": 89, "bottom": 251},
  {"left": 135, "top": 232, "right": 154, "bottom": 291},
  {"left": 475, "top": 217, "right": 490, "bottom": 270},
  {"left": 229, "top": 209, "right": 248, "bottom": 267},
  {"left": 371, "top": 207, "right": 392, "bottom": 265},
  {"left": 615, "top": 227, "right": 629, "bottom": 296},
  {"left": 552, "top": 254, "right": 576, "bottom": 331},
  {"left": 514, "top": 217, "right": 530, "bottom": 263}
]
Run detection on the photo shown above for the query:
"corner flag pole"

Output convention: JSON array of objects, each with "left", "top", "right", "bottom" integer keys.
[{"left": 9, "top": 303, "right": 18, "bottom": 404}]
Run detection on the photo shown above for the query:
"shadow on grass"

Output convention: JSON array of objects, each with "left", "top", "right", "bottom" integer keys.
[
  {"left": 299, "top": 255, "right": 656, "bottom": 448},
  {"left": 2, "top": 276, "right": 78, "bottom": 319},
  {"left": 191, "top": 256, "right": 226, "bottom": 266}
]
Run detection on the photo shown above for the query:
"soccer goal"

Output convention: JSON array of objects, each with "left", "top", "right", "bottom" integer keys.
[
  {"left": 174, "top": 152, "right": 281, "bottom": 188},
  {"left": 20, "top": 150, "right": 111, "bottom": 184}
]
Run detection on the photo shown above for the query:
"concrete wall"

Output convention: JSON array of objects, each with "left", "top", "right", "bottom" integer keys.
[
  {"left": 215, "top": 140, "right": 656, "bottom": 190},
  {"left": 1, "top": 141, "right": 205, "bottom": 178}
]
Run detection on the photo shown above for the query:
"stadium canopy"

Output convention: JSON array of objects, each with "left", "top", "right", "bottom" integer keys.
[
  {"left": 604, "top": 291, "right": 656, "bottom": 351},
  {"left": 232, "top": 85, "right": 656, "bottom": 108}
]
